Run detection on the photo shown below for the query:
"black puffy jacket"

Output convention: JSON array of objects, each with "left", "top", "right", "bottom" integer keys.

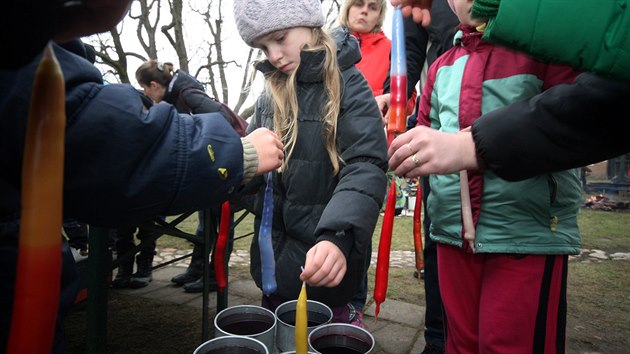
[
  {"left": 473, "top": 73, "right": 630, "bottom": 181},
  {"left": 247, "top": 29, "right": 388, "bottom": 306}
]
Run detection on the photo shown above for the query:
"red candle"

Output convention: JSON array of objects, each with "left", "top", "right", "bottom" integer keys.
[
  {"left": 413, "top": 184, "right": 424, "bottom": 271},
  {"left": 213, "top": 201, "right": 231, "bottom": 294},
  {"left": 387, "top": 74, "right": 408, "bottom": 134},
  {"left": 8, "top": 43, "right": 66, "bottom": 354},
  {"left": 373, "top": 177, "right": 397, "bottom": 320}
]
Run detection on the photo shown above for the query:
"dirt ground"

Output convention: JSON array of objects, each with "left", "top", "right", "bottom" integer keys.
[{"left": 64, "top": 261, "right": 630, "bottom": 354}]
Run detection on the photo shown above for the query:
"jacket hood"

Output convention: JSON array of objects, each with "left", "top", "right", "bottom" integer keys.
[
  {"left": 453, "top": 24, "right": 485, "bottom": 48},
  {"left": 162, "top": 70, "right": 204, "bottom": 104},
  {"left": 255, "top": 27, "right": 361, "bottom": 83}
]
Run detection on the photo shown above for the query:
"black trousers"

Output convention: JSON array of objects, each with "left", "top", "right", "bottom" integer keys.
[{"left": 422, "top": 176, "right": 445, "bottom": 348}]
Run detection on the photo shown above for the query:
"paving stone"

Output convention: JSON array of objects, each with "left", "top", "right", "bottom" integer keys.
[
  {"left": 152, "top": 266, "right": 183, "bottom": 282},
  {"left": 370, "top": 322, "right": 419, "bottom": 354},
  {"left": 140, "top": 285, "right": 203, "bottom": 306},
  {"left": 364, "top": 299, "right": 424, "bottom": 328}
]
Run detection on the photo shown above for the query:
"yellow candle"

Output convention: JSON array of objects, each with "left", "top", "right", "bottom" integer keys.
[
  {"left": 8, "top": 42, "right": 66, "bottom": 354},
  {"left": 295, "top": 282, "right": 308, "bottom": 354}
]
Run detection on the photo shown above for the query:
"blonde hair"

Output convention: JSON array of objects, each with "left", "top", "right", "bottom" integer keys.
[
  {"left": 135, "top": 60, "right": 175, "bottom": 87},
  {"left": 338, "top": 0, "right": 387, "bottom": 33},
  {"left": 264, "top": 27, "right": 342, "bottom": 174}
]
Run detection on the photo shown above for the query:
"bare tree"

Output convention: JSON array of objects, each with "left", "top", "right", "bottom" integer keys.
[
  {"left": 161, "top": 0, "right": 189, "bottom": 72},
  {"left": 186, "top": 0, "right": 263, "bottom": 118},
  {"left": 134, "top": 0, "right": 161, "bottom": 60},
  {"left": 87, "top": 0, "right": 341, "bottom": 117},
  {"left": 89, "top": 0, "right": 161, "bottom": 83}
]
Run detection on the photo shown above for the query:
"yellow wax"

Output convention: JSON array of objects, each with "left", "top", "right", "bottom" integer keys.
[{"left": 295, "top": 282, "right": 308, "bottom": 354}]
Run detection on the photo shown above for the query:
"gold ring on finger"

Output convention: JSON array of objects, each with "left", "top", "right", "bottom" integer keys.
[{"left": 411, "top": 154, "right": 421, "bottom": 167}]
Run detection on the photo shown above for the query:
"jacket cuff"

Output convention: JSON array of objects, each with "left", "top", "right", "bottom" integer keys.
[
  {"left": 317, "top": 231, "right": 354, "bottom": 260},
  {"left": 240, "top": 138, "right": 258, "bottom": 185},
  {"left": 471, "top": 0, "right": 500, "bottom": 19}
]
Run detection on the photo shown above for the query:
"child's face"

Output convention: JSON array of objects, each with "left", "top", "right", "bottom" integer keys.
[
  {"left": 253, "top": 27, "right": 314, "bottom": 74},
  {"left": 348, "top": 0, "right": 382, "bottom": 34},
  {"left": 451, "top": 0, "right": 484, "bottom": 26}
]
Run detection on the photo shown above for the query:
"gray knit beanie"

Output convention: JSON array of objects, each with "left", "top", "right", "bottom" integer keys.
[{"left": 233, "top": 0, "right": 325, "bottom": 47}]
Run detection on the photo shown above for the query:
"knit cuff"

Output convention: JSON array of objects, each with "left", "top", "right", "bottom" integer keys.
[
  {"left": 241, "top": 138, "right": 259, "bottom": 185},
  {"left": 471, "top": 0, "right": 500, "bottom": 19}
]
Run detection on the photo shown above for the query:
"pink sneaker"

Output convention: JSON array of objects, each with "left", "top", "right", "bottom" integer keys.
[{"left": 348, "top": 304, "right": 365, "bottom": 328}]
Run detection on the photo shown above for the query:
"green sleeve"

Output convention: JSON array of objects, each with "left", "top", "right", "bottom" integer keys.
[{"left": 480, "top": 0, "right": 630, "bottom": 83}]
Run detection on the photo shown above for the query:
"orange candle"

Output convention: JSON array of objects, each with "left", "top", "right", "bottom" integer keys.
[
  {"left": 295, "top": 282, "right": 308, "bottom": 354},
  {"left": 460, "top": 171, "right": 476, "bottom": 252},
  {"left": 8, "top": 42, "right": 66, "bottom": 354}
]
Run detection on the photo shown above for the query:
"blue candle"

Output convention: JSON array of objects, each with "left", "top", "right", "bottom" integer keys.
[{"left": 259, "top": 172, "right": 277, "bottom": 294}]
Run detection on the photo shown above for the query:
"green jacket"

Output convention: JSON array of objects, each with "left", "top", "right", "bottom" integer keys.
[
  {"left": 419, "top": 27, "right": 582, "bottom": 255},
  {"left": 476, "top": 0, "right": 630, "bottom": 83}
]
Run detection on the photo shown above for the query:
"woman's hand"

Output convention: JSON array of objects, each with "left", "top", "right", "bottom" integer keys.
[
  {"left": 388, "top": 126, "right": 480, "bottom": 177},
  {"left": 390, "top": 0, "right": 433, "bottom": 27}
]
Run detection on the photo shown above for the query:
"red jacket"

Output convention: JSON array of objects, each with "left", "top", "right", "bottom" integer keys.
[
  {"left": 353, "top": 31, "right": 390, "bottom": 96},
  {"left": 352, "top": 30, "right": 417, "bottom": 113}
]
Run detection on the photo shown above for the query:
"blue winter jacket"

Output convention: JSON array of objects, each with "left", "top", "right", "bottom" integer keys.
[{"left": 0, "top": 43, "right": 245, "bottom": 228}]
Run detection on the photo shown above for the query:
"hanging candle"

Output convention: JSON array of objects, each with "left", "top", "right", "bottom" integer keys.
[
  {"left": 213, "top": 201, "right": 231, "bottom": 294},
  {"left": 460, "top": 171, "right": 476, "bottom": 252},
  {"left": 259, "top": 172, "right": 277, "bottom": 294},
  {"left": 295, "top": 281, "right": 308, "bottom": 354},
  {"left": 387, "top": 6, "right": 408, "bottom": 135},
  {"left": 412, "top": 184, "right": 424, "bottom": 271},
  {"left": 8, "top": 43, "right": 66, "bottom": 354},
  {"left": 373, "top": 177, "right": 397, "bottom": 320}
]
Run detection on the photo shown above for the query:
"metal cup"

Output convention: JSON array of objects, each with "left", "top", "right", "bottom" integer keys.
[
  {"left": 274, "top": 299, "right": 333, "bottom": 353},
  {"left": 308, "top": 323, "right": 375, "bottom": 354},
  {"left": 193, "top": 335, "right": 269, "bottom": 354},
  {"left": 214, "top": 305, "right": 277, "bottom": 353}
]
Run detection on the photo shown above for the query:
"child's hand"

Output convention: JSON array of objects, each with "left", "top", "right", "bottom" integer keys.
[
  {"left": 244, "top": 127, "right": 284, "bottom": 174},
  {"left": 300, "top": 241, "right": 347, "bottom": 287}
]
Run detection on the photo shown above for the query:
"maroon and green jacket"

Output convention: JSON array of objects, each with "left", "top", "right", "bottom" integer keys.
[{"left": 417, "top": 25, "right": 582, "bottom": 255}]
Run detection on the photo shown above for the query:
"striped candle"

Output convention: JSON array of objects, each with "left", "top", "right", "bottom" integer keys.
[
  {"left": 387, "top": 6, "right": 408, "bottom": 134},
  {"left": 8, "top": 42, "right": 66, "bottom": 354}
]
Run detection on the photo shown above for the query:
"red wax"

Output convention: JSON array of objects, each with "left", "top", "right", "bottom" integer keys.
[{"left": 388, "top": 75, "right": 407, "bottom": 134}]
